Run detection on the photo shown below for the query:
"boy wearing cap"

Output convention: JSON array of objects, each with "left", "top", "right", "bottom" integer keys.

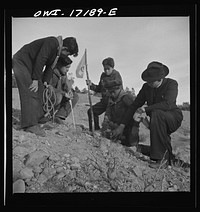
[
  {"left": 112, "top": 61, "right": 183, "bottom": 168},
  {"left": 102, "top": 81, "right": 139, "bottom": 147},
  {"left": 41, "top": 56, "right": 79, "bottom": 124},
  {"left": 12, "top": 36, "right": 78, "bottom": 136},
  {"left": 86, "top": 57, "right": 123, "bottom": 131}
]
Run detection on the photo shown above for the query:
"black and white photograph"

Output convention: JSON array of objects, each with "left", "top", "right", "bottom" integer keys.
[{"left": 5, "top": 4, "right": 197, "bottom": 208}]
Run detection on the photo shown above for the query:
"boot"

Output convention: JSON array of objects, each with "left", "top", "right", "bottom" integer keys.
[
  {"left": 54, "top": 116, "right": 65, "bottom": 124},
  {"left": 38, "top": 116, "right": 50, "bottom": 124},
  {"left": 149, "top": 159, "right": 168, "bottom": 169},
  {"left": 25, "top": 125, "right": 46, "bottom": 137}
]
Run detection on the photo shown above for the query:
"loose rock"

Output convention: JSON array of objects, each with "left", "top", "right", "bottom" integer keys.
[
  {"left": 13, "top": 179, "right": 26, "bottom": 193},
  {"left": 20, "top": 167, "right": 34, "bottom": 179},
  {"left": 24, "top": 150, "right": 49, "bottom": 167}
]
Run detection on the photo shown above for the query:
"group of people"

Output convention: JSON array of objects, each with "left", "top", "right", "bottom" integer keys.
[
  {"left": 12, "top": 35, "right": 183, "bottom": 169},
  {"left": 12, "top": 36, "right": 79, "bottom": 136}
]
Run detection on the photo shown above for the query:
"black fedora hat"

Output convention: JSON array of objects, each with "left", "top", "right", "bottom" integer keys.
[{"left": 141, "top": 61, "right": 169, "bottom": 82}]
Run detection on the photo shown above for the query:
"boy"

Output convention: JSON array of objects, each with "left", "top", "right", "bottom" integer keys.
[
  {"left": 42, "top": 56, "right": 79, "bottom": 124},
  {"left": 12, "top": 36, "right": 79, "bottom": 136},
  {"left": 102, "top": 81, "right": 139, "bottom": 147},
  {"left": 86, "top": 57, "right": 123, "bottom": 131},
  {"left": 112, "top": 61, "right": 183, "bottom": 168}
]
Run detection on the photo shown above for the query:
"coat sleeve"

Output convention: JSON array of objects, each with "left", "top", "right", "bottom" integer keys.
[
  {"left": 32, "top": 37, "right": 58, "bottom": 80},
  {"left": 121, "top": 84, "right": 147, "bottom": 125},
  {"left": 145, "top": 80, "right": 178, "bottom": 113},
  {"left": 50, "top": 74, "right": 58, "bottom": 88},
  {"left": 42, "top": 66, "right": 53, "bottom": 84},
  {"left": 90, "top": 73, "right": 104, "bottom": 92}
]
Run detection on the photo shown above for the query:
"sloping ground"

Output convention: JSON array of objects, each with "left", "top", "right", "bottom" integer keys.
[
  {"left": 12, "top": 89, "right": 190, "bottom": 193},
  {"left": 12, "top": 121, "right": 190, "bottom": 193}
]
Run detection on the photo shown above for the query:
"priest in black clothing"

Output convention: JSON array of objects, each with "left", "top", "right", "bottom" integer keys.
[{"left": 112, "top": 61, "right": 183, "bottom": 168}]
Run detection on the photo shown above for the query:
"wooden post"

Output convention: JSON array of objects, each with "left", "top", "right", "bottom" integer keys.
[{"left": 85, "top": 49, "right": 94, "bottom": 135}]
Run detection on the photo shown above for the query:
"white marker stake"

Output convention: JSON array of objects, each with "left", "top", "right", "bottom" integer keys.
[{"left": 69, "top": 99, "right": 76, "bottom": 129}]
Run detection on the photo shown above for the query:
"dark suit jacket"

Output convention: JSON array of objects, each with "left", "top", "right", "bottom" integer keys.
[
  {"left": 121, "top": 78, "right": 182, "bottom": 125},
  {"left": 14, "top": 36, "right": 59, "bottom": 80}
]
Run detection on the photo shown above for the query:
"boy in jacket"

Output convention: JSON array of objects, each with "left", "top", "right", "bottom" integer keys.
[
  {"left": 42, "top": 56, "right": 79, "bottom": 124},
  {"left": 86, "top": 57, "right": 123, "bottom": 131},
  {"left": 112, "top": 61, "right": 183, "bottom": 168},
  {"left": 12, "top": 36, "right": 78, "bottom": 136},
  {"left": 102, "top": 81, "right": 139, "bottom": 147}
]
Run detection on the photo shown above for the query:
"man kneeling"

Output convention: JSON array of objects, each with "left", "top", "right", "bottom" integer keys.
[{"left": 112, "top": 61, "right": 183, "bottom": 169}]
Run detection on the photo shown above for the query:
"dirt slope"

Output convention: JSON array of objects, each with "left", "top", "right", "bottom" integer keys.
[{"left": 12, "top": 89, "right": 190, "bottom": 193}]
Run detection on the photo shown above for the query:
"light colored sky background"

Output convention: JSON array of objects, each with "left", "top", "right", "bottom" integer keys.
[{"left": 12, "top": 17, "right": 190, "bottom": 104}]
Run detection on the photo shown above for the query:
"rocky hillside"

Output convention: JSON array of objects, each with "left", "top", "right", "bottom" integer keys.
[
  {"left": 12, "top": 90, "right": 190, "bottom": 194},
  {"left": 12, "top": 120, "right": 190, "bottom": 193}
]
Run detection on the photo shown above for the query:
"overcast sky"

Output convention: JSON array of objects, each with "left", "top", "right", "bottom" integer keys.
[{"left": 12, "top": 17, "right": 190, "bottom": 104}]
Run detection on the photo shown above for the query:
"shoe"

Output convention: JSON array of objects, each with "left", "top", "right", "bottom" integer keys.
[
  {"left": 55, "top": 115, "right": 66, "bottom": 120},
  {"left": 25, "top": 125, "right": 46, "bottom": 137},
  {"left": 54, "top": 117, "right": 64, "bottom": 124},
  {"left": 41, "top": 123, "right": 54, "bottom": 130},
  {"left": 38, "top": 116, "right": 50, "bottom": 124},
  {"left": 128, "top": 142, "right": 139, "bottom": 147},
  {"left": 137, "top": 144, "right": 150, "bottom": 156},
  {"left": 149, "top": 159, "right": 168, "bottom": 169}
]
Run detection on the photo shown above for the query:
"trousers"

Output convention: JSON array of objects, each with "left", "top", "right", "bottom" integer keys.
[
  {"left": 121, "top": 122, "right": 140, "bottom": 147},
  {"left": 87, "top": 97, "right": 109, "bottom": 131},
  {"left": 12, "top": 55, "right": 44, "bottom": 128},
  {"left": 149, "top": 109, "right": 183, "bottom": 162}
]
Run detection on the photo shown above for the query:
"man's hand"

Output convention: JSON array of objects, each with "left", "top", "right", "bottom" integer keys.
[
  {"left": 64, "top": 90, "right": 73, "bottom": 99},
  {"left": 29, "top": 80, "right": 38, "bottom": 92},
  {"left": 111, "top": 124, "right": 125, "bottom": 141},
  {"left": 44, "top": 82, "right": 49, "bottom": 88},
  {"left": 133, "top": 112, "right": 142, "bottom": 122}
]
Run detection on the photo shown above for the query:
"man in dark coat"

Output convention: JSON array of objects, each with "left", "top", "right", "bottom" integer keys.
[
  {"left": 112, "top": 61, "right": 183, "bottom": 168},
  {"left": 12, "top": 36, "right": 79, "bottom": 136},
  {"left": 86, "top": 57, "right": 123, "bottom": 131},
  {"left": 42, "top": 56, "right": 79, "bottom": 124},
  {"left": 102, "top": 81, "right": 139, "bottom": 147}
]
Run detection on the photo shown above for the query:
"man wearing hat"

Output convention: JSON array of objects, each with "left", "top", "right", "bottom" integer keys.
[
  {"left": 12, "top": 36, "right": 79, "bottom": 136},
  {"left": 112, "top": 61, "right": 183, "bottom": 168},
  {"left": 102, "top": 81, "right": 140, "bottom": 147},
  {"left": 86, "top": 57, "right": 123, "bottom": 131},
  {"left": 41, "top": 56, "right": 79, "bottom": 124}
]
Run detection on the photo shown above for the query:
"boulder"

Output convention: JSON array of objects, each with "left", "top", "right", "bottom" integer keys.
[
  {"left": 56, "top": 172, "right": 66, "bottom": 180},
  {"left": 13, "top": 179, "right": 25, "bottom": 193},
  {"left": 20, "top": 167, "right": 34, "bottom": 179},
  {"left": 24, "top": 150, "right": 49, "bottom": 167},
  {"left": 32, "top": 166, "right": 43, "bottom": 174},
  {"left": 13, "top": 146, "right": 30, "bottom": 158},
  {"left": 43, "top": 167, "right": 57, "bottom": 179},
  {"left": 13, "top": 159, "right": 24, "bottom": 182}
]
